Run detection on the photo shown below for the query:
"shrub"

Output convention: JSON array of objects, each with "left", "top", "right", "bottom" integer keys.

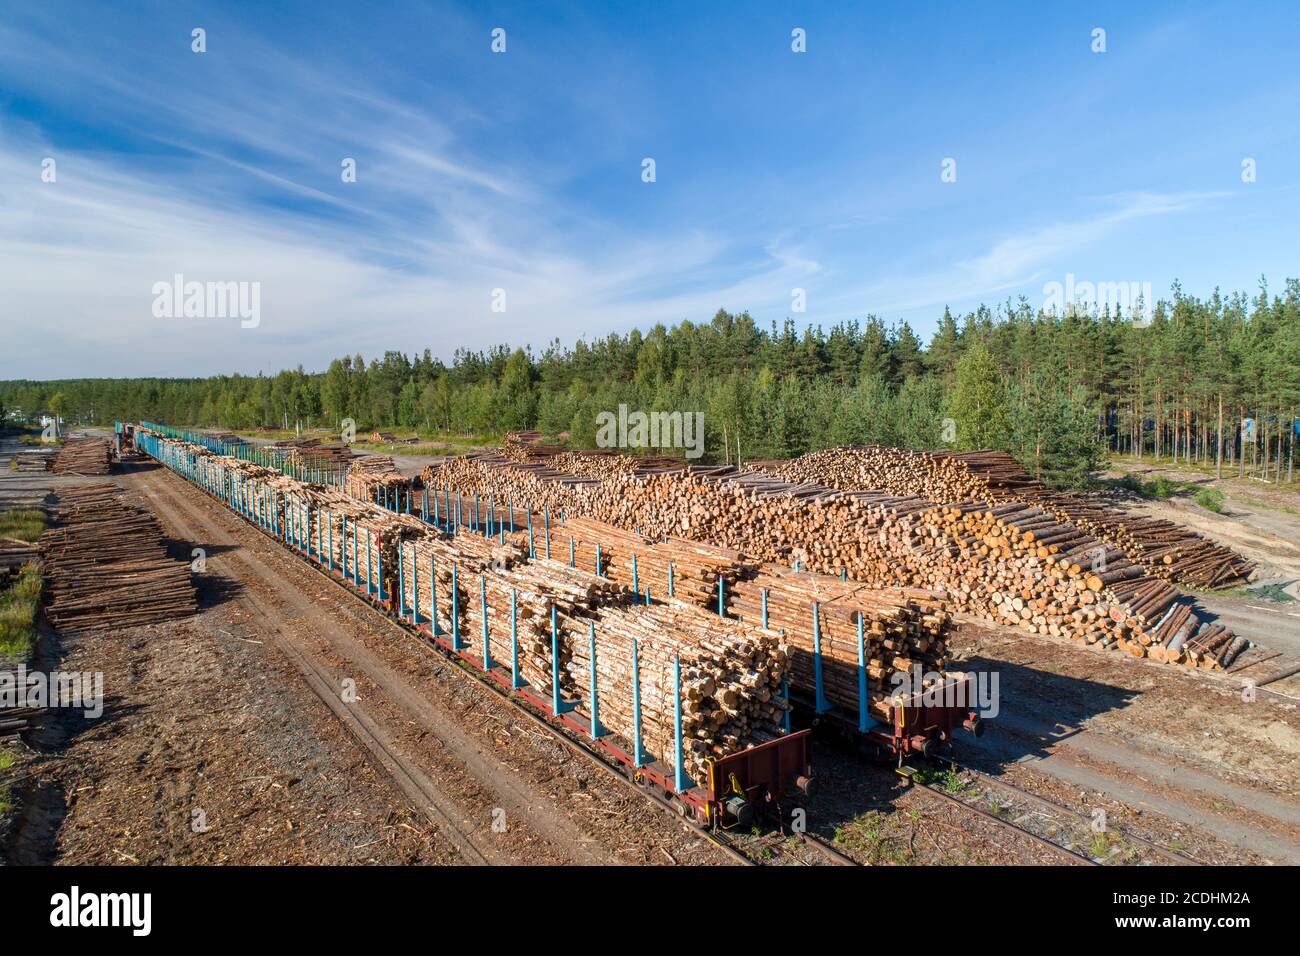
[{"left": 1195, "top": 487, "right": 1226, "bottom": 513}]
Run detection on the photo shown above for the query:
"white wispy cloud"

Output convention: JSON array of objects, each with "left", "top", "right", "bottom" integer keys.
[{"left": 807, "top": 190, "right": 1228, "bottom": 321}]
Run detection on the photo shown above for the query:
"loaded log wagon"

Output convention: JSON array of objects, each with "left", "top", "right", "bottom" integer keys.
[
  {"left": 131, "top": 424, "right": 817, "bottom": 833},
  {"left": 417, "top": 491, "right": 990, "bottom": 768},
  {"left": 795, "top": 674, "right": 984, "bottom": 763}
]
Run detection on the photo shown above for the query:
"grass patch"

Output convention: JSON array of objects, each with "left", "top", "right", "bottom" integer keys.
[
  {"left": 0, "top": 748, "right": 15, "bottom": 818},
  {"left": 1089, "top": 832, "right": 1112, "bottom": 859},
  {"left": 0, "top": 508, "right": 47, "bottom": 543},
  {"left": 1112, "top": 473, "right": 1206, "bottom": 500},
  {"left": 1194, "top": 487, "right": 1226, "bottom": 513},
  {"left": 912, "top": 765, "right": 970, "bottom": 794},
  {"left": 832, "top": 811, "right": 916, "bottom": 865},
  {"left": 0, "top": 564, "right": 43, "bottom": 660}
]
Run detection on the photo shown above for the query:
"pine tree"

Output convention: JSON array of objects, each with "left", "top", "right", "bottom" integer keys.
[{"left": 946, "top": 342, "right": 1009, "bottom": 450}]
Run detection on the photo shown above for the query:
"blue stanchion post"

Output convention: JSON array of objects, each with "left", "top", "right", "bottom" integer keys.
[
  {"left": 783, "top": 681, "right": 792, "bottom": 733},
  {"left": 718, "top": 577, "right": 725, "bottom": 617},
  {"left": 550, "top": 605, "right": 562, "bottom": 716},
  {"left": 397, "top": 542, "right": 407, "bottom": 616},
  {"left": 588, "top": 622, "right": 602, "bottom": 739},
  {"left": 410, "top": 547, "right": 419, "bottom": 625},
  {"left": 450, "top": 563, "right": 460, "bottom": 650},
  {"left": 352, "top": 525, "right": 361, "bottom": 584},
  {"left": 544, "top": 507, "right": 550, "bottom": 560},
  {"left": 631, "top": 554, "right": 639, "bottom": 601},
  {"left": 812, "top": 601, "right": 829, "bottom": 713},
  {"left": 668, "top": 562, "right": 675, "bottom": 598},
  {"left": 429, "top": 554, "right": 438, "bottom": 634},
  {"left": 366, "top": 529, "right": 374, "bottom": 596},
  {"left": 480, "top": 575, "right": 491, "bottom": 670},
  {"left": 632, "top": 639, "right": 645, "bottom": 766},
  {"left": 510, "top": 589, "right": 521, "bottom": 690},
  {"left": 761, "top": 588, "right": 769, "bottom": 629},
  {"left": 857, "top": 611, "right": 869, "bottom": 733}
]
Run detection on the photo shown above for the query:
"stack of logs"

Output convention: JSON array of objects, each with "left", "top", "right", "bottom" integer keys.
[
  {"left": 51, "top": 437, "right": 113, "bottom": 476},
  {"left": 10, "top": 450, "right": 53, "bottom": 473},
  {"left": 430, "top": 454, "right": 1247, "bottom": 670},
  {"left": 274, "top": 438, "right": 352, "bottom": 478},
  {"left": 500, "top": 433, "right": 679, "bottom": 478},
  {"left": 39, "top": 484, "right": 197, "bottom": 634},
  {"left": 346, "top": 455, "right": 406, "bottom": 498},
  {"left": 731, "top": 567, "right": 949, "bottom": 720},
  {"left": 772, "top": 446, "right": 1253, "bottom": 589},
  {"left": 557, "top": 516, "right": 755, "bottom": 608},
  {"left": 570, "top": 604, "right": 789, "bottom": 784}
]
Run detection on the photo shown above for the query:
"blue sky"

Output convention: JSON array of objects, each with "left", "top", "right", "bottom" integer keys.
[{"left": 2, "top": 1, "right": 1298, "bottom": 378}]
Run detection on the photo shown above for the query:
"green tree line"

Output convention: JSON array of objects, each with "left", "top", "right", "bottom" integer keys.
[{"left": 5, "top": 278, "right": 1298, "bottom": 488}]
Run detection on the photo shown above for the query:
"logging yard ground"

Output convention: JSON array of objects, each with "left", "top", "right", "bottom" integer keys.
[{"left": 3, "top": 432, "right": 1299, "bottom": 866}]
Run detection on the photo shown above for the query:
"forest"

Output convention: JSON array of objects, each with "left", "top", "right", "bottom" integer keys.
[{"left": 4, "top": 278, "right": 1299, "bottom": 489}]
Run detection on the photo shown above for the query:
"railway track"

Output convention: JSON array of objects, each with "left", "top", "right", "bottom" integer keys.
[
  {"left": 903, "top": 764, "right": 1099, "bottom": 865},
  {"left": 930, "top": 756, "right": 1204, "bottom": 866},
  {"left": 145, "top": 464, "right": 843, "bottom": 866},
  {"left": 136, "top": 466, "right": 504, "bottom": 864}
]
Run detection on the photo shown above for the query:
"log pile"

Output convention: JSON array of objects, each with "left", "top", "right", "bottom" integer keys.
[
  {"left": 501, "top": 432, "right": 681, "bottom": 477},
  {"left": 0, "top": 703, "right": 46, "bottom": 736},
  {"left": 421, "top": 455, "right": 597, "bottom": 518},
  {"left": 0, "top": 542, "right": 39, "bottom": 573},
  {"left": 772, "top": 446, "right": 1253, "bottom": 589},
  {"left": 10, "top": 450, "right": 53, "bottom": 473},
  {"left": 51, "top": 437, "right": 113, "bottom": 475},
  {"left": 557, "top": 516, "right": 756, "bottom": 608},
  {"left": 39, "top": 484, "right": 197, "bottom": 634},
  {"left": 346, "top": 455, "right": 407, "bottom": 498},
  {"left": 275, "top": 438, "right": 352, "bottom": 477},
  {"left": 457, "top": 556, "right": 630, "bottom": 698},
  {"left": 502, "top": 430, "right": 567, "bottom": 462},
  {"left": 430, "top": 455, "right": 1247, "bottom": 670},
  {"left": 568, "top": 603, "right": 789, "bottom": 786},
  {"left": 730, "top": 568, "right": 949, "bottom": 720}
]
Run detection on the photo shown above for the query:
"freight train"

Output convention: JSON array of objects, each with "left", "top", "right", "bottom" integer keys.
[{"left": 126, "top": 422, "right": 985, "bottom": 831}]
